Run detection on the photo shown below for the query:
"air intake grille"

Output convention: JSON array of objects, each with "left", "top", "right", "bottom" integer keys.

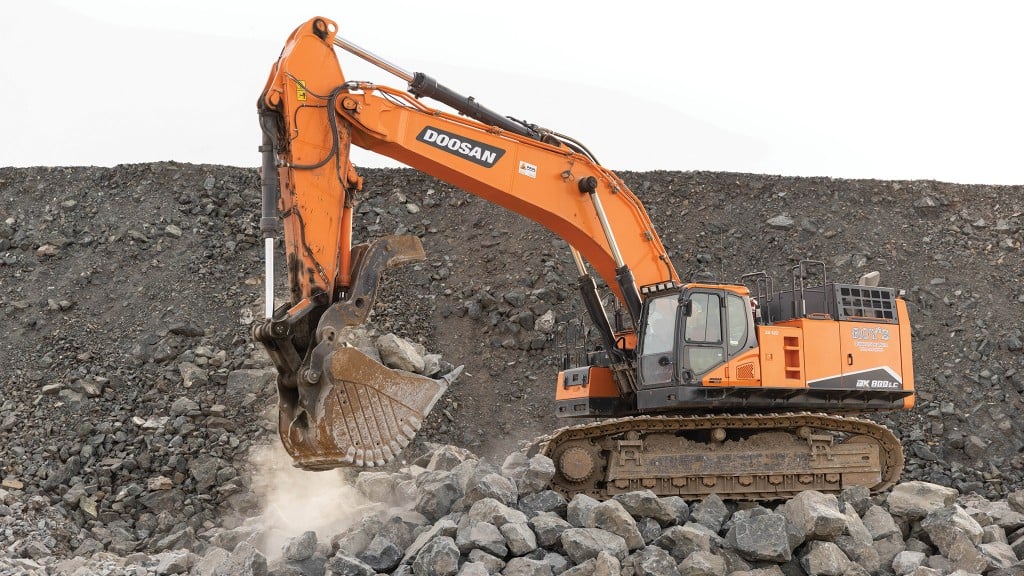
[
  {"left": 835, "top": 285, "right": 896, "bottom": 322},
  {"left": 737, "top": 363, "right": 756, "bottom": 380}
]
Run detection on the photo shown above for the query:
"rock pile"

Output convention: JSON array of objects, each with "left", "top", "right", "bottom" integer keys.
[
  {"left": 7, "top": 444, "right": 1024, "bottom": 576},
  {"left": 2, "top": 163, "right": 1024, "bottom": 573}
]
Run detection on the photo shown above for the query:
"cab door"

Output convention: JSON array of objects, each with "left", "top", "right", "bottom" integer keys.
[
  {"left": 637, "top": 294, "right": 679, "bottom": 388},
  {"left": 680, "top": 291, "right": 726, "bottom": 381}
]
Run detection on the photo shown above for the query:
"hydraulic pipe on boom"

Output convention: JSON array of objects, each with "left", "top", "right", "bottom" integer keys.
[{"left": 331, "top": 35, "right": 544, "bottom": 143}]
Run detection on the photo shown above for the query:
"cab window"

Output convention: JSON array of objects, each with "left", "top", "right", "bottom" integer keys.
[
  {"left": 684, "top": 293, "right": 721, "bottom": 343},
  {"left": 682, "top": 292, "right": 724, "bottom": 375},
  {"left": 642, "top": 296, "right": 677, "bottom": 354},
  {"left": 726, "top": 294, "right": 748, "bottom": 355}
]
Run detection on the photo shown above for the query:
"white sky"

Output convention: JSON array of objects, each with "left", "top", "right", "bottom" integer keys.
[{"left": 3, "top": 1, "right": 1023, "bottom": 185}]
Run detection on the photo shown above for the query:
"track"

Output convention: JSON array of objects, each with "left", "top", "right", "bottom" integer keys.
[{"left": 535, "top": 413, "right": 904, "bottom": 501}]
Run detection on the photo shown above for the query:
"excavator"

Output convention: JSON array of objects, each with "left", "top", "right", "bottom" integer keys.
[{"left": 254, "top": 17, "right": 915, "bottom": 500}]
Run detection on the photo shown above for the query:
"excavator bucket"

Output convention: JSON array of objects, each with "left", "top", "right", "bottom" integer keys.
[{"left": 279, "top": 346, "right": 450, "bottom": 469}]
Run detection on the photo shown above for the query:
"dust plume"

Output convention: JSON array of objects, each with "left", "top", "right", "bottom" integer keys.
[{"left": 247, "top": 441, "right": 374, "bottom": 559}]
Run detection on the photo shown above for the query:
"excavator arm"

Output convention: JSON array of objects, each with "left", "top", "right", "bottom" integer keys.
[{"left": 255, "top": 17, "right": 679, "bottom": 469}]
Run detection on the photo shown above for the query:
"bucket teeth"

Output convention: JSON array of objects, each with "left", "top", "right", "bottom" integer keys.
[{"left": 279, "top": 346, "right": 450, "bottom": 470}]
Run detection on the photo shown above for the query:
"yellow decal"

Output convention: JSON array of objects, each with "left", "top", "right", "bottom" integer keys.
[{"left": 295, "top": 80, "right": 307, "bottom": 101}]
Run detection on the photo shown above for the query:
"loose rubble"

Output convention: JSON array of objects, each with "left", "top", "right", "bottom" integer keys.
[
  {"left": 7, "top": 444, "right": 1024, "bottom": 576},
  {"left": 1, "top": 163, "right": 1023, "bottom": 573}
]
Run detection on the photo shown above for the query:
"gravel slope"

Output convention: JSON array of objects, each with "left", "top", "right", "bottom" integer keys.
[{"left": 1, "top": 163, "right": 1022, "bottom": 566}]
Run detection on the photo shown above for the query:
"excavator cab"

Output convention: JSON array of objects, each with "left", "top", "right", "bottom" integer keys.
[{"left": 636, "top": 286, "right": 758, "bottom": 397}]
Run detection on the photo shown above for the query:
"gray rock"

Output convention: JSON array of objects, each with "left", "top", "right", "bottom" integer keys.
[
  {"left": 591, "top": 498, "right": 645, "bottom": 550},
  {"left": 217, "top": 541, "right": 268, "bottom": 576},
  {"left": 502, "top": 452, "right": 530, "bottom": 478},
  {"left": 799, "top": 541, "right": 851, "bottom": 576},
  {"left": 193, "top": 547, "right": 231, "bottom": 576},
  {"left": 626, "top": 546, "right": 681, "bottom": 576},
  {"left": 189, "top": 454, "right": 225, "bottom": 492},
  {"left": 984, "top": 524, "right": 1010, "bottom": 545},
  {"left": 1010, "top": 531, "right": 1024, "bottom": 560},
  {"left": 378, "top": 514, "right": 418, "bottom": 550},
  {"left": 411, "top": 536, "right": 460, "bottom": 576},
  {"left": 612, "top": 490, "right": 678, "bottom": 526},
  {"left": 456, "top": 518, "right": 508, "bottom": 557},
  {"left": 468, "top": 549, "right": 506, "bottom": 574},
  {"left": 784, "top": 490, "right": 846, "bottom": 542},
  {"left": 376, "top": 333, "right": 426, "bottom": 373},
  {"left": 470, "top": 497, "right": 528, "bottom": 527},
  {"left": 886, "top": 482, "right": 958, "bottom": 519},
  {"left": 402, "top": 517, "right": 459, "bottom": 565},
  {"left": 730, "top": 568, "right": 785, "bottom": 576},
  {"left": 678, "top": 550, "right": 728, "bottom": 576},
  {"left": 767, "top": 215, "right": 796, "bottom": 230},
  {"left": 169, "top": 396, "right": 200, "bottom": 417},
  {"left": 904, "top": 537, "right": 933, "bottom": 555},
  {"left": 840, "top": 503, "right": 874, "bottom": 546},
  {"left": 563, "top": 550, "right": 620, "bottom": 576},
  {"left": 415, "top": 470, "right": 463, "bottom": 522},
  {"left": 333, "top": 525, "right": 372, "bottom": 558},
  {"left": 893, "top": 551, "right": 927, "bottom": 575},
  {"left": 979, "top": 542, "right": 1019, "bottom": 571},
  {"left": 1009, "top": 490, "right": 1024, "bottom": 514},
  {"left": 226, "top": 368, "right": 276, "bottom": 398},
  {"left": 839, "top": 485, "right": 872, "bottom": 517},
  {"left": 518, "top": 455, "right": 556, "bottom": 495},
  {"left": 541, "top": 552, "right": 569, "bottom": 575},
  {"left": 501, "top": 522, "right": 539, "bottom": 556},
  {"left": 560, "top": 527, "right": 628, "bottom": 563},
  {"left": 921, "top": 505, "right": 984, "bottom": 558},
  {"left": 863, "top": 504, "right": 901, "bottom": 540},
  {"left": 963, "top": 497, "right": 1024, "bottom": 532},
  {"left": 874, "top": 532, "right": 908, "bottom": 575},
  {"left": 284, "top": 530, "right": 318, "bottom": 562},
  {"left": 566, "top": 493, "right": 600, "bottom": 527},
  {"left": 427, "top": 445, "right": 474, "bottom": 471},
  {"left": 691, "top": 494, "right": 730, "bottom": 533},
  {"left": 502, "top": 557, "right": 554, "bottom": 576},
  {"left": 156, "top": 550, "right": 195, "bottom": 575},
  {"left": 518, "top": 491, "right": 567, "bottom": 518},
  {"left": 210, "top": 525, "right": 261, "bottom": 553},
  {"left": 725, "top": 512, "right": 794, "bottom": 563},
  {"left": 465, "top": 472, "right": 518, "bottom": 507},
  {"left": 456, "top": 562, "right": 490, "bottom": 576},
  {"left": 654, "top": 523, "right": 717, "bottom": 562},
  {"left": 835, "top": 533, "right": 880, "bottom": 575},
  {"left": 179, "top": 362, "right": 209, "bottom": 388},
  {"left": 141, "top": 489, "right": 185, "bottom": 514},
  {"left": 358, "top": 534, "right": 403, "bottom": 573},
  {"left": 324, "top": 553, "right": 375, "bottom": 576},
  {"left": 530, "top": 512, "right": 573, "bottom": 548},
  {"left": 662, "top": 496, "right": 691, "bottom": 526},
  {"left": 637, "top": 516, "right": 663, "bottom": 544},
  {"left": 355, "top": 471, "right": 396, "bottom": 504},
  {"left": 154, "top": 527, "right": 196, "bottom": 553},
  {"left": 924, "top": 555, "right": 952, "bottom": 573}
]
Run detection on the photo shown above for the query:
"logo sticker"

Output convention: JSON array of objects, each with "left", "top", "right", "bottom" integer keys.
[
  {"left": 416, "top": 127, "right": 505, "bottom": 167},
  {"left": 518, "top": 161, "right": 537, "bottom": 178}
]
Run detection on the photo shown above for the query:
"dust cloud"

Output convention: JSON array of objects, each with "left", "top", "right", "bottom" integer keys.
[{"left": 247, "top": 442, "right": 373, "bottom": 559}]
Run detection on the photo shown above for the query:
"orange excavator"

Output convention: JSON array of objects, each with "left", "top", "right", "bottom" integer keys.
[{"left": 254, "top": 17, "right": 915, "bottom": 499}]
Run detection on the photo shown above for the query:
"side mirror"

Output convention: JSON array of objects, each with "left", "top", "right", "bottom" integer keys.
[{"left": 680, "top": 298, "right": 693, "bottom": 317}]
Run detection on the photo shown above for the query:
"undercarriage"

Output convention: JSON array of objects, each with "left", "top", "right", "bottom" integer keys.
[{"left": 537, "top": 413, "right": 904, "bottom": 500}]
